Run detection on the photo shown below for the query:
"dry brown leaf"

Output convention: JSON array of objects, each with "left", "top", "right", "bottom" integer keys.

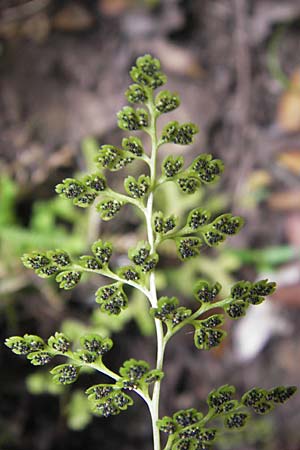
[
  {"left": 268, "top": 190, "right": 300, "bottom": 210},
  {"left": 284, "top": 213, "right": 300, "bottom": 246},
  {"left": 53, "top": 3, "right": 95, "bottom": 31},
  {"left": 0, "top": 21, "right": 19, "bottom": 39},
  {"left": 98, "top": 0, "right": 134, "bottom": 16},
  {"left": 148, "top": 39, "right": 203, "bottom": 78},
  {"left": 277, "top": 69, "right": 300, "bottom": 132},
  {"left": 277, "top": 150, "right": 300, "bottom": 175},
  {"left": 272, "top": 285, "right": 300, "bottom": 307},
  {"left": 21, "top": 12, "right": 50, "bottom": 42},
  {"left": 247, "top": 170, "right": 272, "bottom": 190}
]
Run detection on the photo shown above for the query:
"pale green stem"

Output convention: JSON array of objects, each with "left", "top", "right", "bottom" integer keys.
[
  {"left": 63, "top": 352, "right": 149, "bottom": 404},
  {"left": 104, "top": 187, "right": 147, "bottom": 213},
  {"left": 91, "top": 363, "right": 150, "bottom": 404},
  {"left": 164, "top": 297, "right": 234, "bottom": 345},
  {"left": 144, "top": 91, "right": 165, "bottom": 450},
  {"left": 82, "top": 137, "right": 102, "bottom": 245},
  {"left": 87, "top": 202, "right": 101, "bottom": 245},
  {"left": 72, "top": 264, "right": 151, "bottom": 301}
]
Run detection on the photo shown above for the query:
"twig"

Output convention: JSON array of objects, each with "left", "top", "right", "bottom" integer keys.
[
  {"left": 232, "top": 0, "right": 253, "bottom": 201},
  {"left": 0, "top": 0, "right": 50, "bottom": 24}
]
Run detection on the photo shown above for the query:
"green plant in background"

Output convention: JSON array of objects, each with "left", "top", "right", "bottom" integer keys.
[
  {"left": 0, "top": 172, "right": 86, "bottom": 322},
  {"left": 0, "top": 160, "right": 88, "bottom": 303},
  {"left": 5, "top": 55, "right": 296, "bottom": 450},
  {"left": 1, "top": 139, "right": 153, "bottom": 430},
  {"left": 0, "top": 137, "right": 153, "bottom": 330}
]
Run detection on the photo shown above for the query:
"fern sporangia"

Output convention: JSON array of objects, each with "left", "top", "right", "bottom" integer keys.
[{"left": 6, "top": 55, "right": 296, "bottom": 450}]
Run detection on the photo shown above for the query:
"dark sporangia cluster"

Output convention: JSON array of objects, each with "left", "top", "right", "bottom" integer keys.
[
  {"left": 22, "top": 241, "right": 114, "bottom": 294},
  {"left": 91, "top": 240, "right": 113, "bottom": 265},
  {"left": 95, "top": 135, "right": 145, "bottom": 173},
  {"left": 150, "top": 297, "right": 192, "bottom": 329},
  {"left": 158, "top": 210, "right": 243, "bottom": 261},
  {"left": 184, "top": 208, "right": 211, "bottom": 232},
  {"left": 183, "top": 278, "right": 277, "bottom": 350},
  {"left": 129, "top": 241, "right": 150, "bottom": 265},
  {"left": 211, "top": 213, "right": 244, "bottom": 235},
  {"left": 155, "top": 90, "right": 180, "bottom": 114},
  {"left": 191, "top": 154, "right": 224, "bottom": 184},
  {"left": 159, "top": 277, "right": 279, "bottom": 351},
  {"left": 267, "top": 386, "right": 297, "bottom": 404},
  {"left": 203, "top": 230, "right": 226, "bottom": 247},
  {"left": 193, "top": 280, "right": 222, "bottom": 304},
  {"left": 200, "top": 214, "right": 243, "bottom": 248},
  {"left": 192, "top": 314, "right": 226, "bottom": 351},
  {"left": 27, "top": 351, "right": 53, "bottom": 366},
  {"left": 86, "top": 384, "right": 134, "bottom": 418},
  {"left": 157, "top": 383, "right": 297, "bottom": 449},
  {"left": 22, "top": 250, "right": 70, "bottom": 276},
  {"left": 207, "top": 386, "right": 250, "bottom": 431},
  {"left": 118, "top": 359, "right": 163, "bottom": 390},
  {"left": 153, "top": 211, "right": 178, "bottom": 236},
  {"left": 22, "top": 250, "right": 82, "bottom": 290},
  {"left": 96, "top": 145, "right": 133, "bottom": 171},
  {"left": 161, "top": 155, "right": 184, "bottom": 178},
  {"left": 126, "top": 83, "right": 148, "bottom": 104},
  {"left": 75, "top": 350, "right": 98, "bottom": 364},
  {"left": 96, "top": 282, "right": 128, "bottom": 315},
  {"left": 160, "top": 121, "right": 199, "bottom": 146},
  {"left": 80, "top": 239, "right": 113, "bottom": 271},
  {"left": 6, "top": 331, "right": 115, "bottom": 385},
  {"left": 225, "top": 300, "right": 248, "bottom": 319},
  {"left": 122, "top": 136, "right": 144, "bottom": 157},
  {"left": 225, "top": 279, "right": 276, "bottom": 319},
  {"left": 51, "top": 364, "right": 80, "bottom": 385},
  {"left": 242, "top": 386, "right": 297, "bottom": 415},
  {"left": 5, "top": 336, "right": 48, "bottom": 369},
  {"left": 124, "top": 175, "right": 151, "bottom": 199},
  {"left": 83, "top": 173, "right": 107, "bottom": 193},
  {"left": 193, "top": 324, "right": 226, "bottom": 350},
  {"left": 5, "top": 334, "right": 45, "bottom": 356},
  {"left": 200, "top": 315, "right": 224, "bottom": 329},
  {"left": 48, "top": 332, "right": 71, "bottom": 354},
  {"left": 117, "top": 106, "right": 149, "bottom": 131},
  {"left": 117, "top": 265, "right": 141, "bottom": 282},
  {"left": 158, "top": 409, "right": 202, "bottom": 434},
  {"left": 73, "top": 334, "right": 113, "bottom": 363},
  {"left": 207, "top": 384, "right": 296, "bottom": 431},
  {"left": 159, "top": 154, "right": 224, "bottom": 196},
  {"left": 48, "top": 250, "right": 71, "bottom": 267},
  {"left": 80, "top": 334, "right": 113, "bottom": 356},
  {"left": 129, "top": 54, "right": 167, "bottom": 89},
  {"left": 176, "top": 175, "right": 200, "bottom": 194},
  {"left": 21, "top": 252, "right": 51, "bottom": 271},
  {"left": 139, "top": 256, "right": 158, "bottom": 273},
  {"left": 158, "top": 409, "right": 217, "bottom": 450},
  {"left": 79, "top": 255, "right": 102, "bottom": 270},
  {"left": 96, "top": 199, "right": 123, "bottom": 221},
  {"left": 55, "top": 173, "right": 107, "bottom": 208},
  {"left": 5, "top": 337, "right": 49, "bottom": 366},
  {"left": 56, "top": 270, "right": 82, "bottom": 290},
  {"left": 225, "top": 413, "right": 248, "bottom": 429},
  {"left": 74, "top": 333, "right": 113, "bottom": 366},
  {"left": 128, "top": 242, "right": 159, "bottom": 273},
  {"left": 207, "top": 385, "right": 236, "bottom": 414},
  {"left": 175, "top": 237, "right": 202, "bottom": 260}
]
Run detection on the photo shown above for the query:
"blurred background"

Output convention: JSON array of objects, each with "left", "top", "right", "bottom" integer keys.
[{"left": 0, "top": 0, "right": 300, "bottom": 449}]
